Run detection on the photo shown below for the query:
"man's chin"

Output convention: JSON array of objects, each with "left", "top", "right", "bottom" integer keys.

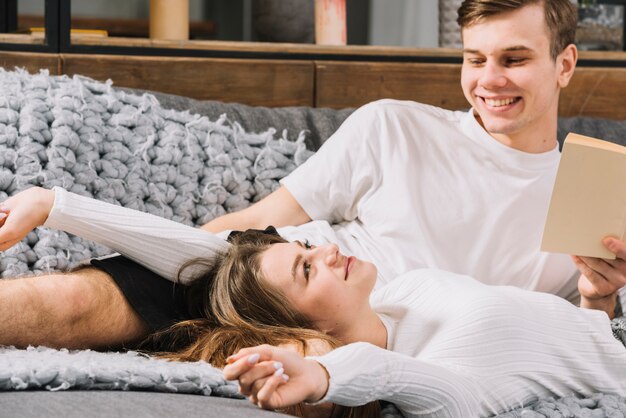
[{"left": 475, "top": 112, "right": 524, "bottom": 135}]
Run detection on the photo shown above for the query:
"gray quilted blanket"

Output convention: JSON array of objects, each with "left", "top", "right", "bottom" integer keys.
[{"left": 0, "top": 69, "right": 624, "bottom": 417}]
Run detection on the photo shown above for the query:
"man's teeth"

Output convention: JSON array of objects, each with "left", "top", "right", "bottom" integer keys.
[{"left": 485, "top": 98, "right": 517, "bottom": 107}]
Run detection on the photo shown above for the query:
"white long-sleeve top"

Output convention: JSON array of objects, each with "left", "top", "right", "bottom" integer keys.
[
  {"left": 43, "top": 189, "right": 626, "bottom": 416},
  {"left": 43, "top": 187, "right": 230, "bottom": 284},
  {"left": 312, "top": 270, "right": 626, "bottom": 417}
]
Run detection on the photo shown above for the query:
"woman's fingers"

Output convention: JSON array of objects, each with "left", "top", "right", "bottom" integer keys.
[
  {"left": 255, "top": 372, "right": 290, "bottom": 410},
  {"left": 223, "top": 353, "right": 261, "bottom": 381},
  {"left": 0, "top": 187, "right": 55, "bottom": 251},
  {"left": 238, "top": 360, "right": 285, "bottom": 395},
  {"left": 224, "top": 345, "right": 327, "bottom": 410},
  {"left": 226, "top": 344, "right": 275, "bottom": 365}
]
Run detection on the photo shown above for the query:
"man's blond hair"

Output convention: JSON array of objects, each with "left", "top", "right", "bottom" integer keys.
[{"left": 457, "top": 0, "right": 577, "bottom": 60}]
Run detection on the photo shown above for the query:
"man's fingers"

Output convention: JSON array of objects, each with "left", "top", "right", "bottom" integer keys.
[
  {"left": 579, "top": 256, "right": 612, "bottom": 278},
  {"left": 604, "top": 237, "right": 626, "bottom": 260},
  {"left": 605, "top": 257, "right": 626, "bottom": 283},
  {"left": 579, "top": 255, "right": 626, "bottom": 289},
  {"left": 574, "top": 257, "right": 615, "bottom": 298}
]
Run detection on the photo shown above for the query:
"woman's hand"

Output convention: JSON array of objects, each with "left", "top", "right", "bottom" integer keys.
[
  {"left": 0, "top": 187, "right": 56, "bottom": 250},
  {"left": 223, "top": 344, "right": 330, "bottom": 410}
]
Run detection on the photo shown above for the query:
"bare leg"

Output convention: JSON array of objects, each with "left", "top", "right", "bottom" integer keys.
[{"left": 0, "top": 268, "right": 151, "bottom": 349}]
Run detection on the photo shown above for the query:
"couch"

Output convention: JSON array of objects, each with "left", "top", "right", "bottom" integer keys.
[{"left": 0, "top": 68, "right": 625, "bottom": 417}]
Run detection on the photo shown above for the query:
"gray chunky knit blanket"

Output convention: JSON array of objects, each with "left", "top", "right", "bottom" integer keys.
[
  {"left": 0, "top": 69, "right": 624, "bottom": 417},
  {"left": 0, "top": 346, "right": 240, "bottom": 398},
  {"left": 0, "top": 68, "right": 311, "bottom": 399},
  {"left": 0, "top": 68, "right": 312, "bottom": 276}
]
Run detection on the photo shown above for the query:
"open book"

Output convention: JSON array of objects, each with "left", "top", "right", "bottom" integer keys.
[{"left": 541, "top": 133, "right": 626, "bottom": 259}]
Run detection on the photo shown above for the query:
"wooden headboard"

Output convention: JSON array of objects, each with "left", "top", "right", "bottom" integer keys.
[{"left": 1, "top": 44, "right": 625, "bottom": 120}]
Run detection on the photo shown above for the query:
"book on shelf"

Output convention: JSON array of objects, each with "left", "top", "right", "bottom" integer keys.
[{"left": 541, "top": 133, "right": 626, "bottom": 259}]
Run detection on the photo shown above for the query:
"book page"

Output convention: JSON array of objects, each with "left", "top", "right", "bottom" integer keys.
[{"left": 541, "top": 133, "right": 626, "bottom": 259}]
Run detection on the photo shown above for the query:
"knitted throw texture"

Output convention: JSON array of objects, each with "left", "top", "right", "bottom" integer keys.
[
  {"left": 0, "top": 346, "right": 241, "bottom": 398},
  {"left": 0, "top": 68, "right": 312, "bottom": 277}
]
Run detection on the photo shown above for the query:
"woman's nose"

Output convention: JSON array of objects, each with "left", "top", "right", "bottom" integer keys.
[{"left": 313, "top": 243, "right": 339, "bottom": 266}]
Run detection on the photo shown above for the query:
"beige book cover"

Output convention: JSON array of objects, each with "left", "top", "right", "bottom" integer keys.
[{"left": 541, "top": 133, "right": 626, "bottom": 259}]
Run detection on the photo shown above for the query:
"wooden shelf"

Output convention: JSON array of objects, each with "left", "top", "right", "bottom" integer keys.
[
  {"left": 0, "top": 33, "right": 45, "bottom": 45},
  {"left": 16, "top": 15, "right": 216, "bottom": 40},
  {"left": 69, "top": 36, "right": 463, "bottom": 58},
  {"left": 7, "top": 31, "right": 623, "bottom": 64}
]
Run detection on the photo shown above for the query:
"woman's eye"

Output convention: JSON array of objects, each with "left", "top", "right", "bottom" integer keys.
[
  {"left": 304, "top": 240, "right": 312, "bottom": 249},
  {"left": 303, "top": 262, "right": 311, "bottom": 280}
]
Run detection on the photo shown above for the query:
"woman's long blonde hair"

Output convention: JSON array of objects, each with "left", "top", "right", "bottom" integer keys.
[{"left": 145, "top": 229, "right": 380, "bottom": 417}]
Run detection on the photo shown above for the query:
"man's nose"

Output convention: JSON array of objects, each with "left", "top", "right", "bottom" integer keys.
[{"left": 479, "top": 61, "right": 508, "bottom": 89}]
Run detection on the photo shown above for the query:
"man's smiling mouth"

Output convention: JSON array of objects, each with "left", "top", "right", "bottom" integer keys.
[{"left": 481, "top": 97, "right": 521, "bottom": 108}]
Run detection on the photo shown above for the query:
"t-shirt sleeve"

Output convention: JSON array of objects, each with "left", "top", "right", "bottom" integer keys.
[
  {"left": 43, "top": 187, "right": 230, "bottom": 284},
  {"left": 280, "top": 102, "right": 384, "bottom": 224},
  {"left": 309, "top": 342, "right": 480, "bottom": 418}
]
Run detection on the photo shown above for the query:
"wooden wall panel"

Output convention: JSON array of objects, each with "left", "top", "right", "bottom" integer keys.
[
  {"left": 559, "top": 68, "right": 626, "bottom": 119},
  {"left": 2, "top": 51, "right": 626, "bottom": 120},
  {"left": 0, "top": 52, "right": 60, "bottom": 75},
  {"left": 316, "top": 61, "right": 626, "bottom": 120},
  {"left": 315, "top": 61, "right": 468, "bottom": 110},
  {"left": 60, "top": 54, "right": 315, "bottom": 107}
]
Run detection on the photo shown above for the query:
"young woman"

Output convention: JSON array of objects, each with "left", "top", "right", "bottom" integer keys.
[
  {"left": 170, "top": 228, "right": 625, "bottom": 417},
  {"left": 1, "top": 187, "right": 625, "bottom": 418}
]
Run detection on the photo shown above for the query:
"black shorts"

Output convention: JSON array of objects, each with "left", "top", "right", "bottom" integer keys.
[{"left": 91, "top": 255, "right": 198, "bottom": 332}]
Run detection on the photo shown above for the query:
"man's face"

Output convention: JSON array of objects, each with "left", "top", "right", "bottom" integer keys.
[{"left": 461, "top": 4, "right": 571, "bottom": 151}]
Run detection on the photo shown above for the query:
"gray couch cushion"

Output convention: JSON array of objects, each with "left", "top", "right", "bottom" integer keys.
[
  {"left": 122, "top": 88, "right": 354, "bottom": 151},
  {"left": 0, "top": 391, "right": 290, "bottom": 418},
  {"left": 558, "top": 116, "right": 626, "bottom": 148}
]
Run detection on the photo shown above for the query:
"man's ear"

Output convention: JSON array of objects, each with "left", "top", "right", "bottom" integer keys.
[{"left": 557, "top": 44, "right": 578, "bottom": 89}]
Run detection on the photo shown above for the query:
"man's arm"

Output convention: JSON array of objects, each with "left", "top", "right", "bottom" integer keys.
[
  {"left": 201, "top": 186, "right": 312, "bottom": 233},
  {"left": 203, "top": 103, "right": 386, "bottom": 235},
  {"left": 574, "top": 237, "right": 626, "bottom": 318}
]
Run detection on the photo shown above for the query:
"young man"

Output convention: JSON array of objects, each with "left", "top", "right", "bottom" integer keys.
[
  {"left": 202, "top": 0, "right": 624, "bottom": 315},
  {"left": 0, "top": 0, "right": 624, "bottom": 350}
]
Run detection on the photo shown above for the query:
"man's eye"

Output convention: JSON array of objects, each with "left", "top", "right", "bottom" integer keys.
[
  {"left": 303, "top": 262, "right": 311, "bottom": 280},
  {"left": 506, "top": 58, "right": 526, "bottom": 65},
  {"left": 466, "top": 58, "right": 484, "bottom": 65}
]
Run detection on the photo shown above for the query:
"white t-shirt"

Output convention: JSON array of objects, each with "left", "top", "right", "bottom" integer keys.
[
  {"left": 313, "top": 270, "right": 626, "bottom": 417},
  {"left": 281, "top": 99, "right": 579, "bottom": 298}
]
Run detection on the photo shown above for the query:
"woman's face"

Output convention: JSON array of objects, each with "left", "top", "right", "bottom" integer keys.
[{"left": 259, "top": 241, "right": 377, "bottom": 334}]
